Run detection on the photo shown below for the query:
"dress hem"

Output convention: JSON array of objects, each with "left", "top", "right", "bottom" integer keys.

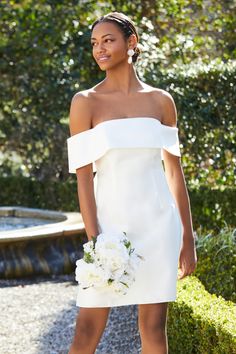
[{"left": 76, "top": 296, "right": 177, "bottom": 308}]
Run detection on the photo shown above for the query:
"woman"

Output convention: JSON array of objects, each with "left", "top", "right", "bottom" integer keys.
[{"left": 67, "top": 11, "right": 197, "bottom": 354}]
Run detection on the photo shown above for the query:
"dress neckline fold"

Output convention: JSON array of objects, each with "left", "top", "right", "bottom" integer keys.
[
  {"left": 69, "top": 117, "right": 178, "bottom": 140},
  {"left": 92, "top": 117, "right": 162, "bottom": 129},
  {"left": 67, "top": 116, "right": 181, "bottom": 173}
]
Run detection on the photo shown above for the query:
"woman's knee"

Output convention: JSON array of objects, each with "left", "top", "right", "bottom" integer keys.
[
  {"left": 71, "top": 308, "right": 110, "bottom": 350},
  {"left": 140, "top": 317, "right": 166, "bottom": 338},
  {"left": 71, "top": 318, "right": 99, "bottom": 352},
  {"left": 138, "top": 303, "right": 168, "bottom": 340}
]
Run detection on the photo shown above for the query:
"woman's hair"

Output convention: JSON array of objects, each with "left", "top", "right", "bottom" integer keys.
[{"left": 91, "top": 12, "right": 141, "bottom": 64}]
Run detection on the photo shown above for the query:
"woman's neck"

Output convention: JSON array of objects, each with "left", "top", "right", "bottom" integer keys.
[{"left": 103, "top": 64, "right": 142, "bottom": 95}]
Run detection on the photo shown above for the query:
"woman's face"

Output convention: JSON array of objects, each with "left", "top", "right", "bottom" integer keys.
[{"left": 91, "top": 21, "right": 128, "bottom": 71}]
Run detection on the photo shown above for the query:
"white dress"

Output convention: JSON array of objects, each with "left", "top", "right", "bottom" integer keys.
[{"left": 67, "top": 117, "right": 183, "bottom": 307}]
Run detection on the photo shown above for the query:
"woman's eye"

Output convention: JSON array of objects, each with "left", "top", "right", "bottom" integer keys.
[{"left": 91, "top": 39, "right": 113, "bottom": 47}]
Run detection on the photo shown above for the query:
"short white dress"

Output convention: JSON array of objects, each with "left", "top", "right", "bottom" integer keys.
[{"left": 67, "top": 117, "right": 183, "bottom": 307}]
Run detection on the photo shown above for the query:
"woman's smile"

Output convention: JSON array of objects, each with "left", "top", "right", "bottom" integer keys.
[{"left": 97, "top": 55, "right": 111, "bottom": 62}]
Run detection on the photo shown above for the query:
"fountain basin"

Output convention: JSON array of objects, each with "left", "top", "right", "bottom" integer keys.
[{"left": 0, "top": 206, "right": 86, "bottom": 278}]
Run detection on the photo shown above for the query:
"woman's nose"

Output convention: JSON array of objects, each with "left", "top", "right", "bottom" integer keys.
[{"left": 96, "top": 42, "right": 106, "bottom": 53}]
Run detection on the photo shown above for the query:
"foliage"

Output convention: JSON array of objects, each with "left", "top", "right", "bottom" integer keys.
[
  {"left": 0, "top": 0, "right": 100, "bottom": 180},
  {"left": 0, "top": 177, "right": 235, "bottom": 231},
  {"left": 146, "top": 61, "right": 236, "bottom": 189},
  {"left": 189, "top": 186, "right": 236, "bottom": 231},
  {"left": 0, "top": 0, "right": 236, "bottom": 186},
  {"left": 194, "top": 226, "right": 236, "bottom": 302},
  {"left": 168, "top": 276, "right": 236, "bottom": 354},
  {"left": 0, "top": 176, "right": 78, "bottom": 211}
]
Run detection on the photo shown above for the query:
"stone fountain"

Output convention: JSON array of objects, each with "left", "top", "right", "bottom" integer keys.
[{"left": 0, "top": 206, "right": 86, "bottom": 278}]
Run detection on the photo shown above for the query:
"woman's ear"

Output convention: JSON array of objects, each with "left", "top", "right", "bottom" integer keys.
[{"left": 127, "top": 33, "right": 137, "bottom": 49}]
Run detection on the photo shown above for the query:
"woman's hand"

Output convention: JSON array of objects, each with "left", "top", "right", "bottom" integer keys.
[{"left": 178, "top": 235, "right": 197, "bottom": 279}]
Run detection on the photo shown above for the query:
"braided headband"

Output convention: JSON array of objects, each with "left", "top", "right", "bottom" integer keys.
[{"left": 103, "top": 15, "right": 138, "bottom": 40}]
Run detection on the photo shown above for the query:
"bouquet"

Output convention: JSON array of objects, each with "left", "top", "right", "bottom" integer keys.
[{"left": 75, "top": 231, "right": 144, "bottom": 295}]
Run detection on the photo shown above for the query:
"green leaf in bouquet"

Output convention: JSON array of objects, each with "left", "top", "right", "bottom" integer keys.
[
  {"left": 124, "top": 239, "right": 131, "bottom": 249},
  {"left": 120, "top": 281, "right": 129, "bottom": 288},
  {"left": 91, "top": 235, "right": 97, "bottom": 248},
  {"left": 83, "top": 252, "right": 94, "bottom": 264}
]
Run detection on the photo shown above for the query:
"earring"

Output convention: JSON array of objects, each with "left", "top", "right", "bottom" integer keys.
[{"left": 127, "top": 48, "right": 135, "bottom": 64}]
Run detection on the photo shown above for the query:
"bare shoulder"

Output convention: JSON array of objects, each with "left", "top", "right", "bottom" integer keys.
[
  {"left": 153, "top": 88, "right": 177, "bottom": 127},
  {"left": 69, "top": 89, "right": 94, "bottom": 136},
  {"left": 142, "top": 83, "right": 177, "bottom": 127}
]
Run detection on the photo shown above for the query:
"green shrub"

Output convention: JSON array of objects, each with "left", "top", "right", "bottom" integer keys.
[
  {"left": 189, "top": 186, "right": 236, "bottom": 232},
  {"left": 146, "top": 60, "right": 236, "bottom": 189},
  {"left": 168, "top": 276, "right": 236, "bottom": 354},
  {"left": 194, "top": 227, "right": 236, "bottom": 302},
  {"left": 0, "top": 176, "right": 78, "bottom": 211}
]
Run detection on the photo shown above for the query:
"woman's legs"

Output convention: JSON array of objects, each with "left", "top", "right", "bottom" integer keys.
[
  {"left": 138, "top": 302, "right": 169, "bottom": 354},
  {"left": 68, "top": 307, "right": 110, "bottom": 354}
]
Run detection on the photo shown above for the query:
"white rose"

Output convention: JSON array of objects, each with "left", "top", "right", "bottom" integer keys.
[
  {"left": 83, "top": 240, "right": 94, "bottom": 254},
  {"left": 95, "top": 232, "right": 127, "bottom": 251},
  {"left": 95, "top": 234, "right": 129, "bottom": 260},
  {"left": 120, "top": 272, "right": 135, "bottom": 287},
  {"left": 95, "top": 247, "right": 129, "bottom": 273},
  {"left": 111, "top": 281, "right": 129, "bottom": 294},
  {"left": 75, "top": 260, "right": 107, "bottom": 289}
]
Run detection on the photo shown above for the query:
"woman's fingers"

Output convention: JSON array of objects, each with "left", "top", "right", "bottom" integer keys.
[
  {"left": 178, "top": 264, "right": 187, "bottom": 279},
  {"left": 178, "top": 259, "right": 197, "bottom": 279}
]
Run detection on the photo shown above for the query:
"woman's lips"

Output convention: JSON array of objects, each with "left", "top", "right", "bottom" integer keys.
[{"left": 97, "top": 56, "right": 110, "bottom": 62}]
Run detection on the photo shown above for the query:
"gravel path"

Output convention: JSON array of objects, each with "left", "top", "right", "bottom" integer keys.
[{"left": 0, "top": 275, "right": 141, "bottom": 354}]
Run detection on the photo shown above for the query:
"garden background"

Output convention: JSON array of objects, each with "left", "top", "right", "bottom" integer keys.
[{"left": 0, "top": 0, "right": 235, "bottom": 353}]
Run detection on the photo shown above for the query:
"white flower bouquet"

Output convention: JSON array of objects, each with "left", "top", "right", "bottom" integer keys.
[{"left": 75, "top": 231, "right": 143, "bottom": 295}]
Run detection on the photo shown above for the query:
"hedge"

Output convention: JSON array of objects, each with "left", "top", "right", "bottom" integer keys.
[
  {"left": 0, "top": 176, "right": 78, "bottom": 212},
  {"left": 168, "top": 276, "right": 236, "bottom": 354},
  {"left": 145, "top": 60, "right": 236, "bottom": 190},
  {"left": 194, "top": 227, "right": 236, "bottom": 302},
  {"left": 0, "top": 176, "right": 235, "bottom": 231},
  {"left": 189, "top": 186, "right": 236, "bottom": 232}
]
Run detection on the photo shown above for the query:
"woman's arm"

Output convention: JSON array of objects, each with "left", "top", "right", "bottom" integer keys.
[
  {"left": 160, "top": 91, "right": 197, "bottom": 279},
  {"left": 69, "top": 92, "right": 100, "bottom": 240}
]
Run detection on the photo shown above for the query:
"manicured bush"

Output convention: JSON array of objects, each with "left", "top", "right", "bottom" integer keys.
[
  {"left": 189, "top": 186, "right": 236, "bottom": 232},
  {"left": 146, "top": 60, "right": 236, "bottom": 189},
  {"left": 168, "top": 276, "right": 236, "bottom": 354},
  {"left": 194, "top": 227, "right": 236, "bottom": 302},
  {"left": 0, "top": 176, "right": 78, "bottom": 212}
]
